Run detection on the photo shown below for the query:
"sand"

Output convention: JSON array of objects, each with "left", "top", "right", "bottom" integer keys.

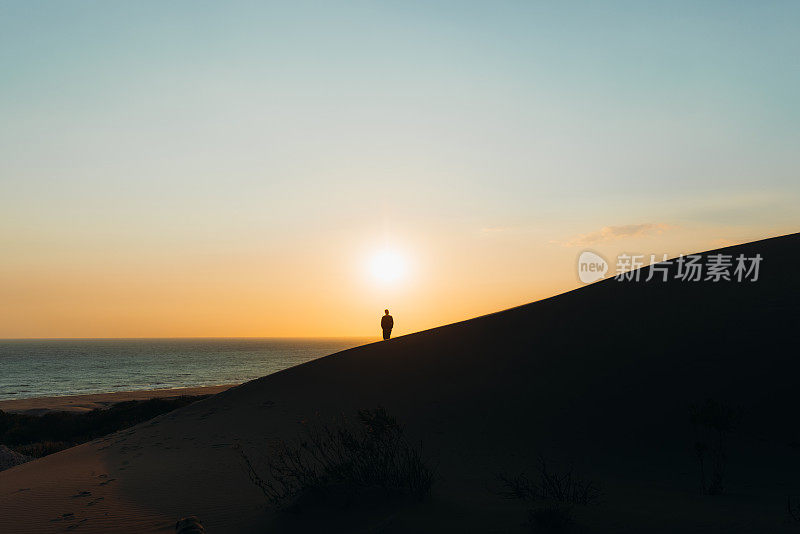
[
  {"left": 0, "top": 385, "right": 238, "bottom": 415},
  {"left": 0, "top": 233, "right": 798, "bottom": 533}
]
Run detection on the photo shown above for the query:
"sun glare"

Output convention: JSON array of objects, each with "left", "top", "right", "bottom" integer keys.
[{"left": 369, "top": 249, "right": 407, "bottom": 283}]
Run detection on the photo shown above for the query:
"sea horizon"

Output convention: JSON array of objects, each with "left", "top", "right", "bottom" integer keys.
[
  {"left": 0, "top": 337, "right": 370, "bottom": 402},
  {"left": 0, "top": 336, "right": 372, "bottom": 341}
]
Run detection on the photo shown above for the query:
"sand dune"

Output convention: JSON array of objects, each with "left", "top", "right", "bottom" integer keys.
[{"left": 1, "top": 233, "right": 798, "bottom": 533}]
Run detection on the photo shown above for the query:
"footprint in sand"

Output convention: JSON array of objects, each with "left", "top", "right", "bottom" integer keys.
[
  {"left": 71, "top": 491, "right": 91, "bottom": 498},
  {"left": 87, "top": 497, "right": 104, "bottom": 506},
  {"left": 50, "top": 512, "right": 74, "bottom": 523},
  {"left": 65, "top": 518, "right": 88, "bottom": 530},
  {"left": 98, "top": 478, "right": 116, "bottom": 486}
]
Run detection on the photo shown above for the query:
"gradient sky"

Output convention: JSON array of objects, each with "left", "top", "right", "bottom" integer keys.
[{"left": 1, "top": 1, "right": 798, "bottom": 338}]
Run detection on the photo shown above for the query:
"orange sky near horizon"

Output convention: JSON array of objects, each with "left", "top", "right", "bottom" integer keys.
[{"left": 1, "top": 225, "right": 794, "bottom": 339}]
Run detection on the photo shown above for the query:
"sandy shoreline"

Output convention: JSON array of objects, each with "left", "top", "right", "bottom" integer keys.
[{"left": 0, "top": 384, "right": 238, "bottom": 415}]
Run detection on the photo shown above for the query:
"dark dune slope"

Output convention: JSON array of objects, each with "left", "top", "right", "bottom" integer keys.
[{"left": 209, "top": 231, "right": 798, "bottom": 531}]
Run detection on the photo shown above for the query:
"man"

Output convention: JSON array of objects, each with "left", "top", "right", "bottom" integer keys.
[{"left": 381, "top": 309, "right": 393, "bottom": 340}]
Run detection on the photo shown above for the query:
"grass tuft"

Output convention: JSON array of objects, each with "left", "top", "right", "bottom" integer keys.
[
  {"left": 495, "top": 455, "right": 600, "bottom": 532},
  {"left": 240, "top": 407, "right": 435, "bottom": 510}
]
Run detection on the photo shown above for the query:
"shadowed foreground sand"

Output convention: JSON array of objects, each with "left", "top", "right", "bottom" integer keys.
[{"left": 1, "top": 233, "right": 798, "bottom": 533}]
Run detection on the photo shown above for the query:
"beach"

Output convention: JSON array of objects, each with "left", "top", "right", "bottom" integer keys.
[{"left": 0, "top": 385, "right": 237, "bottom": 415}]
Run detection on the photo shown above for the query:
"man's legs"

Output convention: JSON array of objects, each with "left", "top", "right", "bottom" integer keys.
[{"left": 382, "top": 329, "right": 391, "bottom": 340}]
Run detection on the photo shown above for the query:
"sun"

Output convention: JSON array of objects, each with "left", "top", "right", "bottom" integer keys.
[{"left": 369, "top": 249, "right": 407, "bottom": 283}]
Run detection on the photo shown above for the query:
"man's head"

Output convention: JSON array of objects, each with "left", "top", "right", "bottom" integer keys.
[{"left": 385, "top": 309, "right": 389, "bottom": 315}]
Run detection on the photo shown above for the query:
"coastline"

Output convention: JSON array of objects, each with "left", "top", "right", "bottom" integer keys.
[{"left": 0, "top": 384, "right": 238, "bottom": 415}]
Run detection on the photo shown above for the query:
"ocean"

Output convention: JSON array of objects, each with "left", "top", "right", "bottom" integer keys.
[{"left": 0, "top": 338, "right": 370, "bottom": 401}]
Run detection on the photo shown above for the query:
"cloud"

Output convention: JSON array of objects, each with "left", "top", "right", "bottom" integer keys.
[{"left": 561, "top": 223, "right": 674, "bottom": 247}]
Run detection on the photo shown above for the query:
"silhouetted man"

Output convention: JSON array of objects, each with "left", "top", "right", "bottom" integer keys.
[{"left": 381, "top": 309, "right": 393, "bottom": 340}]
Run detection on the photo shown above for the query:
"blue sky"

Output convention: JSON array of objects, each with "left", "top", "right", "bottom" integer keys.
[{"left": 1, "top": 1, "right": 798, "bottom": 336}]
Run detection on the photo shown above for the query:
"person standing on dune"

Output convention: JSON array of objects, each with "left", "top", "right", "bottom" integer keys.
[{"left": 381, "top": 309, "right": 393, "bottom": 340}]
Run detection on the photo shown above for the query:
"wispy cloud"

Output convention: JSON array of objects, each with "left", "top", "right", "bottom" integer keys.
[{"left": 560, "top": 223, "right": 675, "bottom": 247}]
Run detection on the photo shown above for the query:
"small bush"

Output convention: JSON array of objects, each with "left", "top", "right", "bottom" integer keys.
[
  {"left": 689, "top": 399, "right": 742, "bottom": 495},
  {"left": 240, "top": 407, "right": 435, "bottom": 509},
  {"left": 496, "top": 456, "right": 600, "bottom": 532},
  {"left": 496, "top": 456, "right": 600, "bottom": 505},
  {"left": 787, "top": 496, "right": 800, "bottom": 522},
  {"left": 495, "top": 471, "right": 536, "bottom": 500}
]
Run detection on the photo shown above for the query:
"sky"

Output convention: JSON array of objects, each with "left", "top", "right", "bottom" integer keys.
[{"left": 1, "top": 1, "right": 798, "bottom": 338}]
